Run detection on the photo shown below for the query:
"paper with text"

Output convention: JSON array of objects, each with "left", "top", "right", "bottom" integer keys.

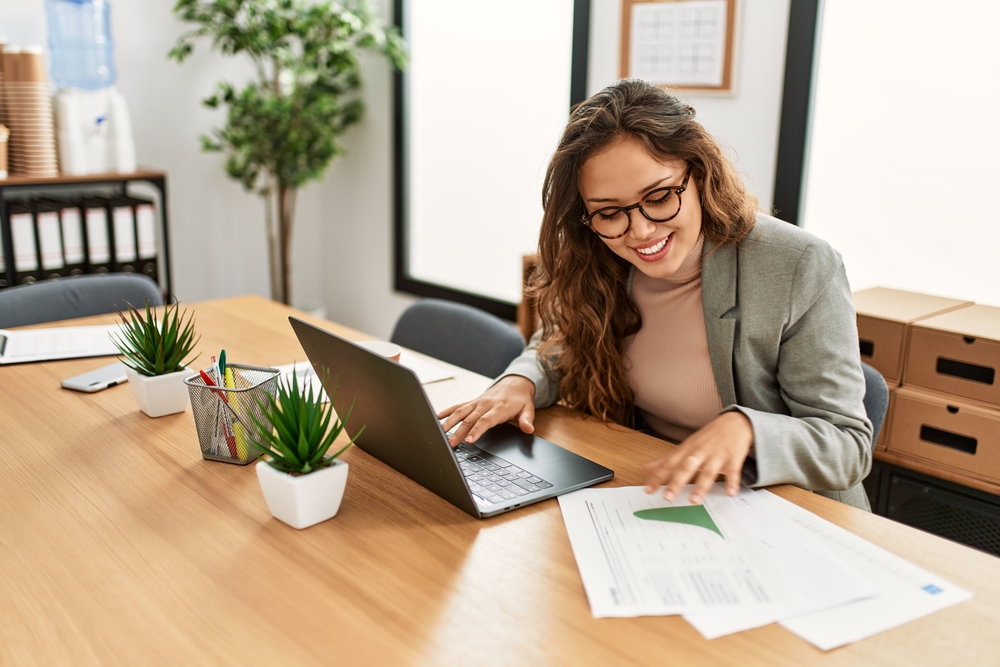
[
  {"left": 559, "top": 485, "right": 806, "bottom": 617},
  {"left": 684, "top": 489, "right": 880, "bottom": 638},
  {"left": 757, "top": 491, "right": 973, "bottom": 651},
  {"left": 0, "top": 324, "right": 120, "bottom": 364}
]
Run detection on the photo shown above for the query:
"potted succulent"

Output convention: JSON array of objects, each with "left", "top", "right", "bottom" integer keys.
[
  {"left": 248, "top": 369, "right": 364, "bottom": 529},
  {"left": 111, "top": 300, "right": 200, "bottom": 418}
]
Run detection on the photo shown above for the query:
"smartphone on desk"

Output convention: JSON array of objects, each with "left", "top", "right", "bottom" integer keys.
[{"left": 61, "top": 362, "right": 129, "bottom": 393}]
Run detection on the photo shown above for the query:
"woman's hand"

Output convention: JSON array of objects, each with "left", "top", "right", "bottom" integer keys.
[
  {"left": 643, "top": 411, "right": 754, "bottom": 504},
  {"left": 437, "top": 375, "right": 537, "bottom": 447}
]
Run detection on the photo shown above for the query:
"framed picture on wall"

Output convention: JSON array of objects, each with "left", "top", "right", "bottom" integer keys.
[{"left": 620, "top": 0, "right": 738, "bottom": 93}]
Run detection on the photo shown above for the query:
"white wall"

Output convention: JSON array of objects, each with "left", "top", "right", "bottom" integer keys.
[
  {"left": 587, "top": 0, "right": 791, "bottom": 212},
  {"left": 1, "top": 0, "right": 413, "bottom": 339},
  {"left": 2, "top": 0, "right": 793, "bottom": 339},
  {"left": 801, "top": 0, "right": 1000, "bottom": 306}
]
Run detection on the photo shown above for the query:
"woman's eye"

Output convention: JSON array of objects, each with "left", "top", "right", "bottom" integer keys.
[
  {"left": 646, "top": 190, "right": 674, "bottom": 205},
  {"left": 597, "top": 211, "right": 621, "bottom": 221}
]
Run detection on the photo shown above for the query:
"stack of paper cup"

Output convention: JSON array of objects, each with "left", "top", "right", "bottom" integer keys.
[{"left": 2, "top": 46, "right": 58, "bottom": 177}]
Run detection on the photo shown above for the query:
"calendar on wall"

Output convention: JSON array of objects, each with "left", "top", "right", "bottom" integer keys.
[{"left": 620, "top": 0, "right": 738, "bottom": 92}]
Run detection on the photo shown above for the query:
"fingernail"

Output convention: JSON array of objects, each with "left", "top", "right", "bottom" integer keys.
[
  {"left": 645, "top": 485, "right": 655, "bottom": 493},
  {"left": 690, "top": 495, "right": 701, "bottom": 505},
  {"left": 663, "top": 491, "right": 674, "bottom": 501}
]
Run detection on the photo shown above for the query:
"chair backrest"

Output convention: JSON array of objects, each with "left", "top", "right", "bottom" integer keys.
[
  {"left": 861, "top": 361, "right": 889, "bottom": 450},
  {"left": 0, "top": 274, "right": 164, "bottom": 328},
  {"left": 391, "top": 299, "right": 526, "bottom": 379}
]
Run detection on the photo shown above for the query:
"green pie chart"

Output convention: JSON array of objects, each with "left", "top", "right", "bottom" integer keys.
[{"left": 633, "top": 505, "right": 724, "bottom": 539}]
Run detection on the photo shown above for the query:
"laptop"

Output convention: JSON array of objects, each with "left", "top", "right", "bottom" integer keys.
[{"left": 289, "top": 317, "right": 614, "bottom": 518}]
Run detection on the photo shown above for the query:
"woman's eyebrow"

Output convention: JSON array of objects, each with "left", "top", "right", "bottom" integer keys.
[
  {"left": 638, "top": 176, "right": 676, "bottom": 195},
  {"left": 586, "top": 175, "right": 678, "bottom": 203}
]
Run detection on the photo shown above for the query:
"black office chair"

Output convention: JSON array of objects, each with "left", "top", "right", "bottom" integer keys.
[
  {"left": 0, "top": 274, "right": 164, "bottom": 328},
  {"left": 390, "top": 299, "right": 526, "bottom": 379},
  {"left": 861, "top": 361, "right": 889, "bottom": 450}
]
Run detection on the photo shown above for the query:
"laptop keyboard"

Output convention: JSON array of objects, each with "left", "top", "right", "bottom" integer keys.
[{"left": 454, "top": 445, "right": 554, "bottom": 506}]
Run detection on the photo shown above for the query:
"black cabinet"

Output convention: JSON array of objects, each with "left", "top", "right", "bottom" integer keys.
[{"left": 867, "top": 460, "right": 1000, "bottom": 557}]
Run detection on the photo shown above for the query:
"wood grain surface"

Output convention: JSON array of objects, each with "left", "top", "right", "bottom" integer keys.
[{"left": 1, "top": 296, "right": 998, "bottom": 666}]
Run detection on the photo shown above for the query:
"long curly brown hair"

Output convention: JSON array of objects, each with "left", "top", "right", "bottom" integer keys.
[{"left": 531, "top": 79, "right": 758, "bottom": 426}]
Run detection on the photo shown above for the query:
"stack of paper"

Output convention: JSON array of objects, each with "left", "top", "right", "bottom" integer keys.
[
  {"left": 558, "top": 485, "right": 972, "bottom": 650},
  {"left": 0, "top": 324, "right": 120, "bottom": 364}
]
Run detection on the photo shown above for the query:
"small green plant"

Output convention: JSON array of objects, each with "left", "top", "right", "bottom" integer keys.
[
  {"left": 247, "top": 368, "right": 364, "bottom": 475},
  {"left": 111, "top": 300, "right": 201, "bottom": 377}
]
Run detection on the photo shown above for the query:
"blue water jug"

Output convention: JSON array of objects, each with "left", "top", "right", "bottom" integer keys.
[{"left": 45, "top": 0, "right": 116, "bottom": 90}]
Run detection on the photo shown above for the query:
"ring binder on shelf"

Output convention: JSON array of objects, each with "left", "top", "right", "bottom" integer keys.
[
  {"left": 110, "top": 196, "right": 138, "bottom": 273},
  {"left": 80, "top": 197, "right": 112, "bottom": 274},
  {"left": 32, "top": 199, "right": 67, "bottom": 279},
  {"left": 9, "top": 200, "right": 40, "bottom": 285},
  {"left": 116, "top": 194, "right": 158, "bottom": 281}
]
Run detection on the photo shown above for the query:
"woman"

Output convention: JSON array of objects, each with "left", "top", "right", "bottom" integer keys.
[{"left": 439, "top": 79, "right": 873, "bottom": 510}]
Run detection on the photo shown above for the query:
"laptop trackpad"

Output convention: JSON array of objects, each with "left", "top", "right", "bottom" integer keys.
[{"left": 471, "top": 422, "right": 568, "bottom": 466}]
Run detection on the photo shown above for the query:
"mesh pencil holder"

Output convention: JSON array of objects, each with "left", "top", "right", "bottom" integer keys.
[{"left": 184, "top": 363, "right": 280, "bottom": 465}]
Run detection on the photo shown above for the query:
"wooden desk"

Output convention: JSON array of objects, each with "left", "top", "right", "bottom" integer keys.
[{"left": 2, "top": 296, "right": 998, "bottom": 666}]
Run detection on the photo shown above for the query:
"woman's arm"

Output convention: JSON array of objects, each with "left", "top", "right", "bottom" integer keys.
[{"left": 733, "top": 241, "right": 873, "bottom": 492}]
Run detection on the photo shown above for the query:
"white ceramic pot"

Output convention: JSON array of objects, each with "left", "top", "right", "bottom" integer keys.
[
  {"left": 256, "top": 459, "right": 349, "bottom": 529},
  {"left": 125, "top": 366, "right": 195, "bottom": 418}
]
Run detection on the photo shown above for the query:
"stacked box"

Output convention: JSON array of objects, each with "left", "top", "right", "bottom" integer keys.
[
  {"left": 853, "top": 288, "right": 972, "bottom": 383},
  {"left": 886, "top": 305, "right": 1000, "bottom": 487}
]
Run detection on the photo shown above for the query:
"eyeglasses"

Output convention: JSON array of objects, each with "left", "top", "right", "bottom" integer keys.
[{"left": 580, "top": 167, "right": 691, "bottom": 239}]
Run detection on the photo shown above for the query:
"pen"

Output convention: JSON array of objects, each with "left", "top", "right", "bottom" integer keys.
[
  {"left": 219, "top": 349, "right": 226, "bottom": 378},
  {"left": 200, "top": 368, "right": 238, "bottom": 458}
]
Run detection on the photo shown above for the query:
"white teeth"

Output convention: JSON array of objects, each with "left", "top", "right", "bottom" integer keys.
[{"left": 636, "top": 236, "right": 669, "bottom": 255}]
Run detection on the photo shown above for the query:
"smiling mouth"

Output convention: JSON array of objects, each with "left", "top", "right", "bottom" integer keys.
[{"left": 634, "top": 233, "right": 671, "bottom": 255}]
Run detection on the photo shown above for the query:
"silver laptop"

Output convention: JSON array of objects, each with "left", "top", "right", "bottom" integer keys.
[{"left": 290, "top": 317, "right": 614, "bottom": 518}]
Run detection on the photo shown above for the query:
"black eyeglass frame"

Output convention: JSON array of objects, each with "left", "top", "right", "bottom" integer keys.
[{"left": 580, "top": 167, "right": 692, "bottom": 240}]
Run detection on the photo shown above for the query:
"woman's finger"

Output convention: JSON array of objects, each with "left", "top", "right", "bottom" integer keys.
[
  {"left": 462, "top": 406, "right": 509, "bottom": 444},
  {"left": 662, "top": 454, "right": 703, "bottom": 500},
  {"left": 447, "top": 407, "right": 485, "bottom": 447},
  {"left": 441, "top": 402, "right": 477, "bottom": 435},
  {"left": 687, "top": 459, "right": 723, "bottom": 504},
  {"left": 517, "top": 402, "right": 535, "bottom": 434}
]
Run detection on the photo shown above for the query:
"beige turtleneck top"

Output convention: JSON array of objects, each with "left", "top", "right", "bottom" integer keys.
[{"left": 625, "top": 234, "right": 723, "bottom": 442}]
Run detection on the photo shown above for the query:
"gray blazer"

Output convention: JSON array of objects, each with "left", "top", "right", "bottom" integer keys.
[{"left": 501, "top": 214, "right": 873, "bottom": 511}]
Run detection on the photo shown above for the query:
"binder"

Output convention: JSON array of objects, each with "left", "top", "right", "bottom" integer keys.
[
  {"left": 80, "top": 197, "right": 113, "bottom": 274},
  {"left": 110, "top": 196, "right": 138, "bottom": 273},
  {"left": 31, "top": 199, "right": 67, "bottom": 279},
  {"left": 116, "top": 195, "right": 158, "bottom": 282},
  {"left": 8, "top": 200, "right": 41, "bottom": 285}
]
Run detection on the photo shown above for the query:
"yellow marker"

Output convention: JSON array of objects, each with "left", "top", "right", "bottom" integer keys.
[{"left": 226, "top": 367, "right": 249, "bottom": 460}]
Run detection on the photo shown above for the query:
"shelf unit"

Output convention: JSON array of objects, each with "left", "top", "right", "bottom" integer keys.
[{"left": 0, "top": 169, "right": 172, "bottom": 299}]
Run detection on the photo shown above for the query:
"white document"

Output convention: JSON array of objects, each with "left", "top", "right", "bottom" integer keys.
[
  {"left": 275, "top": 361, "right": 329, "bottom": 402},
  {"left": 559, "top": 485, "right": 815, "bottom": 617},
  {"left": 683, "top": 490, "right": 880, "bottom": 639},
  {"left": 398, "top": 351, "right": 454, "bottom": 384},
  {"left": 759, "top": 490, "right": 973, "bottom": 651},
  {"left": 0, "top": 324, "right": 120, "bottom": 364},
  {"left": 275, "top": 353, "right": 454, "bottom": 403}
]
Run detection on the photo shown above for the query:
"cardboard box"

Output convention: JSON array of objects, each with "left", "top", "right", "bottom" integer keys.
[
  {"left": 874, "top": 381, "right": 899, "bottom": 452},
  {"left": 887, "top": 386, "right": 1000, "bottom": 486},
  {"left": 904, "top": 304, "right": 1000, "bottom": 407},
  {"left": 853, "top": 288, "right": 972, "bottom": 383}
]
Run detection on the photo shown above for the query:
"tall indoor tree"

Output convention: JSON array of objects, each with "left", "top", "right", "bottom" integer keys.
[{"left": 169, "top": 0, "right": 407, "bottom": 304}]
